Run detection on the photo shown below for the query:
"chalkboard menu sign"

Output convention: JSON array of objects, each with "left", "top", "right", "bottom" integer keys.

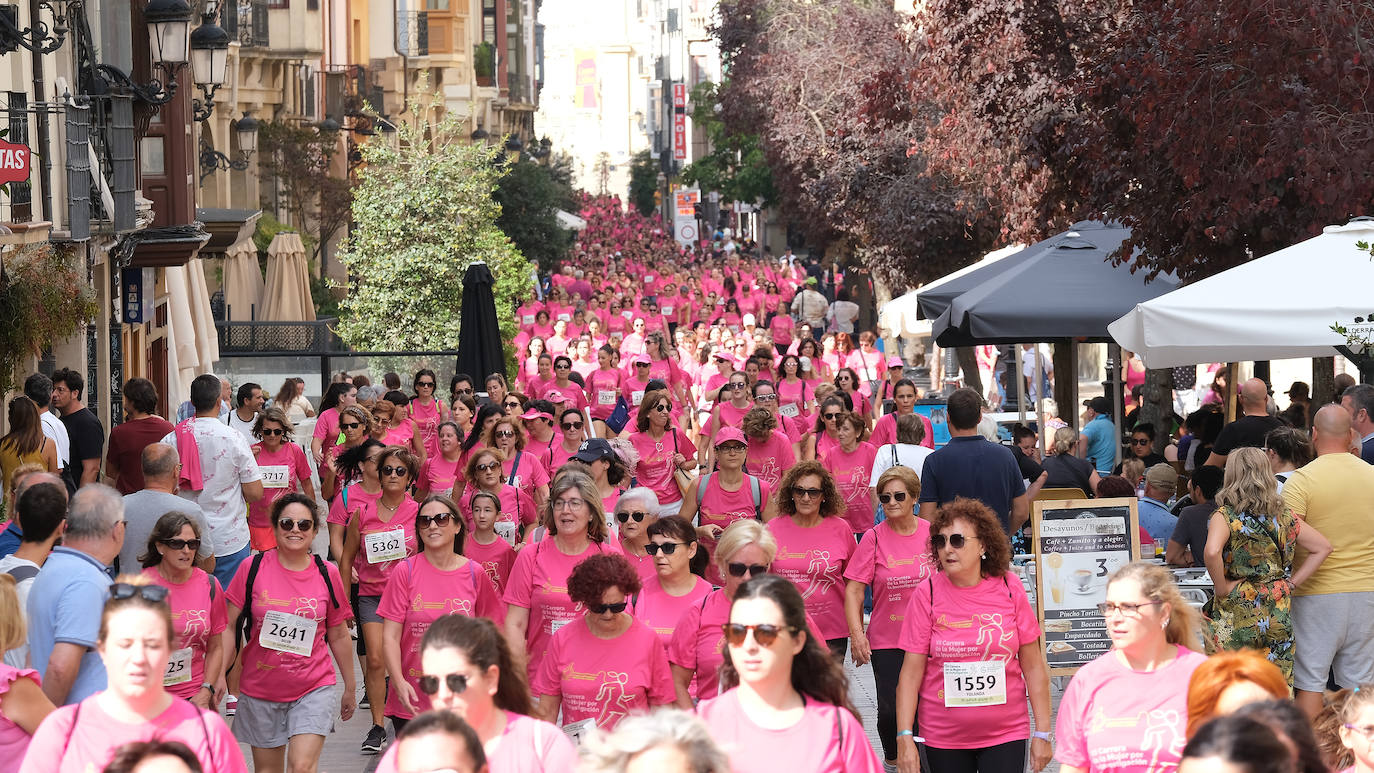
[{"left": 1031, "top": 498, "right": 1141, "bottom": 675}]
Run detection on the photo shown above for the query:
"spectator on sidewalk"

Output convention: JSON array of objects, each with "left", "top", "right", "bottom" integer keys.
[
  {"left": 23, "top": 374, "right": 68, "bottom": 490},
  {"left": 120, "top": 445, "right": 214, "bottom": 576},
  {"left": 918, "top": 388, "right": 1028, "bottom": 535},
  {"left": 1079, "top": 396, "right": 1117, "bottom": 476},
  {"left": 1340, "top": 383, "right": 1374, "bottom": 464},
  {"left": 1138, "top": 464, "right": 1179, "bottom": 545},
  {"left": 0, "top": 479, "right": 67, "bottom": 668},
  {"left": 1167, "top": 465, "right": 1224, "bottom": 568},
  {"left": 790, "top": 277, "right": 830, "bottom": 330},
  {"left": 51, "top": 369, "right": 104, "bottom": 488},
  {"left": 1206, "top": 378, "right": 1282, "bottom": 467},
  {"left": 104, "top": 378, "right": 174, "bottom": 495}
]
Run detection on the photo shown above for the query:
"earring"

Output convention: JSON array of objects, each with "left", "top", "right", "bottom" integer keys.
[
  {"left": 981, "top": 552, "right": 988, "bottom": 560},
  {"left": 1162, "top": 618, "right": 1170, "bottom": 629}
]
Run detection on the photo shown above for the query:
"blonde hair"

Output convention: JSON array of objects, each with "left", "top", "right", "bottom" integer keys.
[
  {"left": 0, "top": 575, "right": 23, "bottom": 651},
  {"left": 1106, "top": 561, "right": 1202, "bottom": 652},
  {"left": 1120, "top": 458, "right": 1145, "bottom": 486},
  {"left": 714, "top": 519, "right": 777, "bottom": 570},
  {"left": 1052, "top": 426, "right": 1078, "bottom": 455},
  {"left": 875, "top": 465, "right": 921, "bottom": 501},
  {"left": 1215, "top": 447, "right": 1286, "bottom": 518}
]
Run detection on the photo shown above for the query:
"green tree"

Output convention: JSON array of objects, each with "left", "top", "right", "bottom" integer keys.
[
  {"left": 337, "top": 95, "right": 528, "bottom": 353},
  {"left": 680, "top": 81, "right": 776, "bottom": 208},
  {"left": 628, "top": 150, "right": 659, "bottom": 217},
  {"left": 255, "top": 121, "right": 352, "bottom": 267},
  {"left": 493, "top": 152, "right": 577, "bottom": 276}
]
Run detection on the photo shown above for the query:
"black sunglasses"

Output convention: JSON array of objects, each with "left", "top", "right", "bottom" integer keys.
[
  {"left": 160, "top": 538, "right": 201, "bottom": 552},
  {"left": 822, "top": 412, "right": 841, "bottom": 421},
  {"left": 791, "top": 486, "right": 823, "bottom": 499},
  {"left": 504, "top": 401, "right": 521, "bottom": 409},
  {"left": 278, "top": 518, "right": 315, "bottom": 532},
  {"left": 418, "top": 673, "right": 469, "bottom": 696},
  {"left": 340, "top": 422, "right": 362, "bottom": 430},
  {"left": 722, "top": 622, "right": 793, "bottom": 647},
  {"left": 878, "top": 491, "right": 907, "bottom": 504},
  {"left": 416, "top": 513, "right": 454, "bottom": 528},
  {"left": 111, "top": 583, "right": 170, "bottom": 602},
  {"left": 379, "top": 465, "right": 409, "bottom": 478},
  {"left": 416, "top": 381, "right": 435, "bottom": 388},
  {"left": 616, "top": 510, "right": 647, "bottom": 523},
  {"left": 454, "top": 388, "right": 474, "bottom": 395},
  {"left": 654, "top": 404, "right": 671, "bottom": 412},
  {"left": 260, "top": 428, "right": 286, "bottom": 437},
  {"left": 562, "top": 421, "right": 584, "bottom": 431},
  {"left": 727, "top": 562, "right": 768, "bottom": 578},
  {"left": 645, "top": 542, "right": 685, "bottom": 556},
  {"left": 588, "top": 601, "right": 628, "bottom": 615},
  {"left": 931, "top": 533, "right": 970, "bottom": 550}
]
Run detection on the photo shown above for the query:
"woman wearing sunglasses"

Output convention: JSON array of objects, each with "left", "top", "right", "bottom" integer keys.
[
  {"left": 378, "top": 392, "right": 427, "bottom": 467},
  {"left": 548, "top": 357, "right": 589, "bottom": 416},
  {"left": 327, "top": 438, "right": 385, "bottom": 562},
  {"left": 549, "top": 409, "right": 588, "bottom": 472},
  {"left": 531, "top": 553, "right": 675, "bottom": 733},
  {"left": 375, "top": 615, "right": 576, "bottom": 773},
  {"left": 630, "top": 516, "right": 710, "bottom": 649},
  {"left": 458, "top": 449, "right": 537, "bottom": 545},
  {"left": 802, "top": 395, "right": 850, "bottom": 462},
  {"left": 140, "top": 513, "right": 226, "bottom": 709},
  {"left": 768, "top": 461, "right": 854, "bottom": 660},
  {"left": 669, "top": 519, "right": 777, "bottom": 707},
  {"left": 380, "top": 495, "right": 505, "bottom": 735},
  {"left": 843, "top": 467, "right": 934, "bottom": 771},
  {"left": 612, "top": 487, "right": 660, "bottom": 581},
  {"left": 697, "top": 574, "right": 881, "bottom": 773},
  {"left": 25, "top": 576, "right": 244, "bottom": 773},
  {"left": 1054, "top": 563, "right": 1205, "bottom": 773},
  {"left": 417, "top": 422, "right": 465, "bottom": 500},
  {"left": 340, "top": 446, "right": 421, "bottom": 752},
  {"left": 833, "top": 368, "right": 873, "bottom": 422},
  {"left": 700, "top": 372, "right": 754, "bottom": 461},
  {"left": 504, "top": 471, "right": 618, "bottom": 681},
  {"left": 680, "top": 428, "right": 776, "bottom": 583},
  {"left": 627, "top": 391, "right": 696, "bottom": 517},
  {"left": 894, "top": 498, "right": 1052, "bottom": 773},
  {"left": 819, "top": 411, "right": 879, "bottom": 535},
  {"left": 483, "top": 417, "right": 550, "bottom": 512},
  {"left": 247, "top": 407, "right": 315, "bottom": 552},
  {"left": 321, "top": 404, "right": 374, "bottom": 504},
  {"left": 410, "top": 368, "right": 450, "bottom": 460},
  {"left": 870, "top": 378, "right": 935, "bottom": 451}
]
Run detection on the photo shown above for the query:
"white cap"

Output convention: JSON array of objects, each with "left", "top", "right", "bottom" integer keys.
[
  {"left": 799, "top": 356, "right": 812, "bottom": 370},
  {"left": 743, "top": 313, "right": 756, "bottom": 326}
]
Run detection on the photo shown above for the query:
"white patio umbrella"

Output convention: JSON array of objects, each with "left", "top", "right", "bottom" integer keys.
[{"left": 1108, "top": 217, "right": 1374, "bottom": 368}]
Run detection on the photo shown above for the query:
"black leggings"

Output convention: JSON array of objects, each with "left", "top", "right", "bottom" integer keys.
[
  {"left": 389, "top": 716, "right": 408, "bottom": 736},
  {"left": 871, "top": 648, "right": 906, "bottom": 762},
  {"left": 923, "top": 740, "right": 1027, "bottom": 773},
  {"left": 826, "top": 637, "right": 848, "bottom": 661}
]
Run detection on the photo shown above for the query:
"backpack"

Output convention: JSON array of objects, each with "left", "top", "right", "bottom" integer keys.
[
  {"left": 234, "top": 551, "right": 340, "bottom": 650},
  {"left": 696, "top": 472, "right": 763, "bottom": 520}
]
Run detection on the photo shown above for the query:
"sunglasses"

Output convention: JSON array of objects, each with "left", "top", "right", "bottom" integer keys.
[
  {"left": 617, "top": 510, "right": 647, "bottom": 523},
  {"left": 476, "top": 461, "right": 501, "bottom": 472},
  {"left": 504, "top": 401, "right": 521, "bottom": 409},
  {"left": 416, "top": 381, "right": 435, "bottom": 388},
  {"left": 278, "top": 518, "right": 315, "bottom": 532},
  {"left": 722, "top": 622, "right": 794, "bottom": 647},
  {"left": 1131, "top": 438, "right": 1151, "bottom": 446},
  {"left": 878, "top": 491, "right": 907, "bottom": 504},
  {"left": 755, "top": 394, "right": 778, "bottom": 402},
  {"left": 454, "top": 388, "right": 474, "bottom": 395},
  {"left": 555, "top": 364, "right": 571, "bottom": 370},
  {"left": 379, "top": 465, "right": 409, "bottom": 478},
  {"left": 495, "top": 429, "right": 516, "bottom": 438},
  {"left": 654, "top": 404, "right": 671, "bottom": 412},
  {"left": 729, "top": 383, "right": 747, "bottom": 390},
  {"left": 727, "top": 562, "right": 768, "bottom": 578},
  {"left": 931, "top": 533, "right": 970, "bottom": 550},
  {"left": 791, "top": 486, "right": 823, "bottom": 499},
  {"left": 340, "top": 422, "right": 362, "bottom": 430},
  {"left": 111, "top": 583, "right": 170, "bottom": 602},
  {"left": 416, "top": 513, "right": 454, "bottom": 528},
  {"left": 160, "top": 538, "right": 201, "bottom": 552},
  {"left": 260, "top": 428, "right": 286, "bottom": 437},
  {"left": 645, "top": 542, "right": 685, "bottom": 555},
  {"left": 589, "top": 601, "right": 628, "bottom": 614},
  {"left": 822, "top": 413, "right": 841, "bottom": 422},
  {"left": 418, "top": 673, "right": 469, "bottom": 696},
  {"left": 562, "top": 421, "right": 584, "bottom": 431}
]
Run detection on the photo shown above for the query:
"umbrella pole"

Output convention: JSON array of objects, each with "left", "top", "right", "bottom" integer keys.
[
  {"left": 1109, "top": 343, "right": 1123, "bottom": 470},
  {"left": 1017, "top": 344, "right": 1028, "bottom": 427},
  {"left": 1033, "top": 345, "right": 1045, "bottom": 435}
]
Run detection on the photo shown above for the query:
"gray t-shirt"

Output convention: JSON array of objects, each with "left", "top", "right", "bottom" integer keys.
[
  {"left": 0, "top": 555, "right": 38, "bottom": 668},
  {"left": 1169, "top": 501, "right": 1214, "bottom": 568},
  {"left": 119, "top": 490, "right": 214, "bottom": 574}
]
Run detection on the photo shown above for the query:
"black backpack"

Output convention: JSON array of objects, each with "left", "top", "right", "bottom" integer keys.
[{"left": 234, "top": 551, "right": 341, "bottom": 650}]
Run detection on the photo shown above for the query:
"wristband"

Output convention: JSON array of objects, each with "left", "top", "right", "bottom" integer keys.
[
  {"left": 1032, "top": 731, "right": 1051, "bottom": 741},
  {"left": 200, "top": 683, "right": 214, "bottom": 692}
]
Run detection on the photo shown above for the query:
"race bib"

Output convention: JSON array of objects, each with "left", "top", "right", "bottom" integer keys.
[
  {"left": 259, "top": 610, "right": 316, "bottom": 656},
  {"left": 779, "top": 402, "right": 800, "bottom": 418},
  {"left": 164, "top": 647, "right": 193, "bottom": 686},
  {"left": 522, "top": 314, "right": 535, "bottom": 325},
  {"left": 597, "top": 390, "right": 616, "bottom": 406},
  {"left": 494, "top": 520, "right": 518, "bottom": 545},
  {"left": 662, "top": 305, "right": 674, "bottom": 315},
  {"left": 621, "top": 310, "right": 634, "bottom": 320},
  {"left": 557, "top": 313, "right": 571, "bottom": 322},
  {"left": 364, "top": 528, "right": 407, "bottom": 564},
  {"left": 563, "top": 717, "right": 595, "bottom": 745},
  {"left": 943, "top": 661, "right": 1007, "bottom": 707},
  {"left": 259, "top": 465, "right": 290, "bottom": 489},
  {"left": 631, "top": 390, "right": 645, "bottom": 406}
]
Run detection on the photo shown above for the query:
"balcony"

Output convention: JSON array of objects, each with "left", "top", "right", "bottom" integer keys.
[
  {"left": 395, "top": 11, "right": 430, "bottom": 56},
  {"left": 224, "top": 0, "right": 270, "bottom": 48}
]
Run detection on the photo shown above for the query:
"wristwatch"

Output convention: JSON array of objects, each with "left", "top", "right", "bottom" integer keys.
[{"left": 200, "top": 682, "right": 214, "bottom": 692}]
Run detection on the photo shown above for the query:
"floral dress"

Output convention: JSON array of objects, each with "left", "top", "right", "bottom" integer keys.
[{"left": 1205, "top": 505, "right": 1299, "bottom": 683}]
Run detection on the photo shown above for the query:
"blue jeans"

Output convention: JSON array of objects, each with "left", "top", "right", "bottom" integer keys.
[{"left": 212, "top": 543, "right": 253, "bottom": 590}]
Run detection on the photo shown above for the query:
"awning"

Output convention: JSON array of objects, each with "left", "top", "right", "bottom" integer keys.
[
  {"left": 556, "top": 209, "right": 587, "bottom": 231},
  {"left": 915, "top": 242, "right": 1030, "bottom": 320}
]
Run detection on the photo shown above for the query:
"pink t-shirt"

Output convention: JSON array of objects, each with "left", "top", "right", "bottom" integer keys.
[
  {"left": 621, "top": 376, "right": 652, "bottom": 408},
  {"left": 698, "top": 473, "right": 771, "bottom": 535},
  {"left": 896, "top": 572, "right": 1043, "bottom": 748},
  {"left": 374, "top": 711, "right": 579, "bottom": 773},
  {"left": 870, "top": 412, "right": 937, "bottom": 450},
  {"left": 418, "top": 455, "right": 463, "bottom": 497},
  {"left": 746, "top": 431, "right": 796, "bottom": 489},
  {"left": 1055, "top": 645, "right": 1207, "bottom": 773},
  {"left": 248, "top": 442, "right": 313, "bottom": 528},
  {"left": 141, "top": 567, "right": 228, "bottom": 701},
  {"left": 312, "top": 406, "right": 340, "bottom": 443},
  {"left": 503, "top": 539, "right": 620, "bottom": 678},
  {"left": 586, "top": 368, "right": 625, "bottom": 420},
  {"left": 377, "top": 554, "right": 506, "bottom": 719},
  {"left": 619, "top": 542, "right": 658, "bottom": 584},
  {"left": 822, "top": 442, "right": 879, "bottom": 533},
  {"left": 465, "top": 534, "right": 518, "bottom": 594},
  {"left": 531, "top": 617, "right": 675, "bottom": 731},
  {"left": 696, "top": 689, "right": 882, "bottom": 773},
  {"left": 411, "top": 398, "right": 445, "bottom": 458},
  {"left": 767, "top": 516, "right": 855, "bottom": 640},
  {"left": 353, "top": 496, "right": 420, "bottom": 597},
  {"left": 20, "top": 696, "right": 245, "bottom": 773},
  {"left": 381, "top": 420, "right": 417, "bottom": 449},
  {"left": 631, "top": 575, "right": 712, "bottom": 648},
  {"left": 226, "top": 550, "right": 353, "bottom": 703},
  {"left": 628, "top": 429, "right": 694, "bottom": 506},
  {"left": 503, "top": 451, "right": 550, "bottom": 493},
  {"left": 841, "top": 522, "right": 934, "bottom": 650},
  {"left": 0, "top": 666, "right": 37, "bottom": 773},
  {"left": 770, "top": 315, "right": 795, "bottom": 346},
  {"left": 668, "top": 589, "right": 728, "bottom": 700},
  {"left": 329, "top": 481, "right": 382, "bottom": 526}
]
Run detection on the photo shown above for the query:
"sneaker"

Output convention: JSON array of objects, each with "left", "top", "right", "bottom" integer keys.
[
  {"left": 358, "top": 692, "right": 370, "bottom": 709},
  {"left": 361, "top": 724, "right": 386, "bottom": 754},
  {"left": 224, "top": 695, "right": 237, "bottom": 717}
]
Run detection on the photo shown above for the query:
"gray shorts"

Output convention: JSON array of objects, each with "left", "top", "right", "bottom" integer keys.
[
  {"left": 233, "top": 684, "right": 337, "bottom": 748},
  {"left": 358, "top": 594, "right": 383, "bottom": 625},
  {"left": 1293, "top": 592, "right": 1374, "bottom": 692}
]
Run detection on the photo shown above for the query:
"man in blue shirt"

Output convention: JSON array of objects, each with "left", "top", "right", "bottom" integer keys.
[
  {"left": 1079, "top": 396, "right": 1118, "bottom": 475},
  {"left": 28, "top": 484, "right": 123, "bottom": 705},
  {"left": 918, "top": 387, "right": 1029, "bottom": 534},
  {"left": 1137, "top": 463, "right": 1179, "bottom": 544},
  {"left": 0, "top": 471, "right": 67, "bottom": 559}
]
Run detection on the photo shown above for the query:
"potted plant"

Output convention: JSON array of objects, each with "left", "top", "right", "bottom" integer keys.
[{"left": 474, "top": 41, "right": 495, "bottom": 86}]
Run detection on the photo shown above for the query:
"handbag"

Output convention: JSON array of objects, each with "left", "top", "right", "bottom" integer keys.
[
  {"left": 606, "top": 395, "right": 631, "bottom": 434},
  {"left": 670, "top": 428, "right": 697, "bottom": 497}
]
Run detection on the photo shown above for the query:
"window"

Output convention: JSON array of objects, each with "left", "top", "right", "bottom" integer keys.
[{"left": 6, "top": 93, "right": 29, "bottom": 221}]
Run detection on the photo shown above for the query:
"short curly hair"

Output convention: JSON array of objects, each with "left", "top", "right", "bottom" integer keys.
[
  {"left": 567, "top": 553, "right": 642, "bottom": 608},
  {"left": 464, "top": 446, "right": 506, "bottom": 485},
  {"left": 927, "top": 497, "right": 1010, "bottom": 578},
  {"left": 775, "top": 460, "right": 843, "bottom": 519},
  {"left": 741, "top": 406, "right": 776, "bottom": 440}
]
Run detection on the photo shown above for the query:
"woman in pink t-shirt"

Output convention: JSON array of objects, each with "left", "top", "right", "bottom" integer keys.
[
  {"left": 631, "top": 516, "right": 711, "bottom": 649},
  {"left": 820, "top": 412, "right": 879, "bottom": 534},
  {"left": 416, "top": 422, "right": 465, "bottom": 499},
  {"left": 463, "top": 492, "right": 518, "bottom": 594},
  {"left": 321, "top": 404, "right": 373, "bottom": 503},
  {"left": 743, "top": 410, "right": 798, "bottom": 492},
  {"left": 613, "top": 487, "right": 659, "bottom": 582},
  {"left": 328, "top": 438, "right": 385, "bottom": 560},
  {"left": 457, "top": 448, "right": 538, "bottom": 544},
  {"left": 834, "top": 368, "right": 874, "bottom": 420},
  {"left": 696, "top": 574, "right": 882, "bottom": 773},
  {"left": 376, "top": 393, "right": 427, "bottom": 466},
  {"left": 767, "top": 461, "right": 855, "bottom": 659},
  {"left": 1054, "top": 562, "right": 1207, "bottom": 773},
  {"left": 310, "top": 381, "right": 358, "bottom": 466},
  {"left": 627, "top": 390, "right": 697, "bottom": 516},
  {"left": 380, "top": 495, "right": 505, "bottom": 730},
  {"left": 340, "top": 446, "right": 421, "bottom": 748},
  {"left": 140, "top": 513, "right": 227, "bottom": 707},
  {"left": 894, "top": 498, "right": 1052, "bottom": 773},
  {"left": 503, "top": 471, "right": 621, "bottom": 679},
  {"left": 679, "top": 428, "right": 776, "bottom": 584},
  {"left": 486, "top": 416, "right": 551, "bottom": 510},
  {"left": 803, "top": 396, "right": 848, "bottom": 462},
  {"left": 24, "top": 576, "right": 244, "bottom": 773},
  {"left": 702, "top": 372, "right": 755, "bottom": 457},
  {"left": 586, "top": 346, "right": 626, "bottom": 434},
  {"left": 518, "top": 338, "right": 546, "bottom": 392},
  {"left": 248, "top": 407, "right": 317, "bottom": 551},
  {"left": 550, "top": 409, "right": 588, "bottom": 474},
  {"left": 870, "top": 379, "right": 935, "bottom": 451},
  {"left": 532, "top": 554, "right": 675, "bottom": 733},
  {"left": 0, "top": 578, "right": 49, "bottom": 772},
  {"left": 842, "top": 466, "right": 934, "bottom": 770},
  {"left": 409, "top": 368, "right": 449, "bottom": 459},
  {"left": 373, "top": 615, "right": 578, "bottom": 773},
  {"left": 777, "top": 355, "right": 813, "bottom": 421}
]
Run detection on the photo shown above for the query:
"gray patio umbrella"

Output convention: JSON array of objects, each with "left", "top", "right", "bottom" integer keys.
[{"left": 456, "top": 261, "right": 507, "bottom": 382}]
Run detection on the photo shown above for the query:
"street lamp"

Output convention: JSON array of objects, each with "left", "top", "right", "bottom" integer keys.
[
  {"left": 0, "top": 0, "right": 78, "bottom": 55},
  {"left": 145, "top": 0, "right": 192, "bottom": 66},
  {"left": 199, "top": 112, "right": 258, "bottom": 183},
  {"left": 190, "top": 0, "right": 229, "bottom": 121},
  {"left": 234, "top": 113, "right": 259, "bottom": 154}
]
